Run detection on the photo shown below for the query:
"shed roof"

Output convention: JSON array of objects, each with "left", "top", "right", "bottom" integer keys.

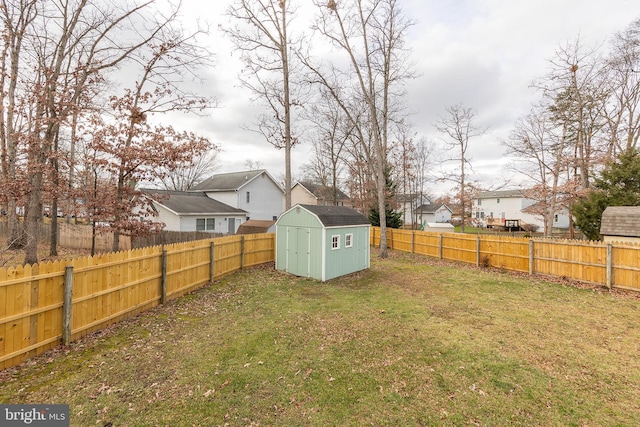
[
  {"left": 599, "top": 206, "right": 640, "bottom": 237},
  {"left": 237, "top": 219, "right": 276, "bottom": 234},
  {"left": 296, "top": 204, "right": 370, "bottom": 227},
  {"left": 142, "top": 189, "right": 247, "bottom": 215}
]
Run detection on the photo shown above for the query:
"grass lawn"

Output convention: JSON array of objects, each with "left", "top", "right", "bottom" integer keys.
[{"left": 2, "top": 250, "right": 640, "bottom": 426}]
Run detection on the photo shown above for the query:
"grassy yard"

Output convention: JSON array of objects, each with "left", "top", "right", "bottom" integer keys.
[{"left": 2, "top": 251, "right": 640, "bottom": 426}]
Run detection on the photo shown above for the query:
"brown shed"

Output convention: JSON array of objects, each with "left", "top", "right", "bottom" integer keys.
[{"left": 599, "top": 206, "right": 640, "bottom": 244}]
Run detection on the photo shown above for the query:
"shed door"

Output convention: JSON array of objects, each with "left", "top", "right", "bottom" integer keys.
[{"left": 287, "top": 227, "right": 310, "bottom": 277}]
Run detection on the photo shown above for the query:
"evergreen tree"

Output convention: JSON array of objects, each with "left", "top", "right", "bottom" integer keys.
[
  {"left": 368, "top": 167, "right": 403, "bottom": 228},
  {"left": 573, "top": 148, "right": 640, "bottom": 240}
]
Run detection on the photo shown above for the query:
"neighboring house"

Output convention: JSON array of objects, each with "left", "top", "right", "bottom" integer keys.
[
  {"left": 191, "top": 169, "right": 284, "bottom": 221},
  {"left": 416, "top": 203, "right": 452, "bottom": 225},
  {"left": 395, "top": 194, "right": 432, "bottom": 227},
  {"left": 291, "top": 181, "right": 350, "bottom": 207},
  {"left": 141, "top": 189, "right": 248, "bottom": 234},
  {"left": 275, "top": 204, "right": 370, "bottom": 281},
  {"left": 600, "top": 206, "right": 640, "bottom": 244},
  {"left": 471, "top": 189, "right": 570, "bottom": 232}
]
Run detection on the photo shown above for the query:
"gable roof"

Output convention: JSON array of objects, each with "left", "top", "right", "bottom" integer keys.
[
  {"left": 416, "top": 203, "right": 451, "bottom": 214},
  {"left": 295, "top": 204, "right": 370, "bottom": 227},
  {"left": 191, "top": 169, "right": 283, "bottom": 192},
  {"left": 142, "top": 189, "right": 247, "bottom": 215},
  {"left": 599, "top": 206, "right": 640, "bottom": 237},
  {"left": 296, "top": 181, "right": 350, "bottom": 201},
  {"left": 476, "top": 189, "right": 527, "bottom": 199}
]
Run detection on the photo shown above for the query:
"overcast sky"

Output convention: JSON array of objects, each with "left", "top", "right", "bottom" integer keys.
[{"left": 169, "top": 0, "right": 639, "bottom": 196}]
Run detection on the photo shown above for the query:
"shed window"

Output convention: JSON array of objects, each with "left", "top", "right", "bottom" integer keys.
[
  {"left": 196, "top": 218, "right": 215, "bottom": 231},
  {"left": 345, "top": 233, "right": 353, "bottom": 248},
  {"left": 331, "top": 235, "right": 340, "bottom": 250}
]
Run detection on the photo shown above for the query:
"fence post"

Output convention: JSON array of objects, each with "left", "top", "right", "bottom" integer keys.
[
  {"left": 606, "top": 244, "right": 613, "bottom": 289},
  {"left": 240, "top": 235, "right": 245, "bottom": 270},
  {"left": 439, "top": 234, "right": 443, "bottom": 260},
  {"left": 411, "top": 230, "right": 415, "bottom": 253},
  {"left": 161, "top": 249, "right": 167, "bottom": 304},
  {"left": 214, "top": 241, "right": 216, "bottom": 283},
  {"left": 475, "top": 235, "right": 480, "bottom": 267},
  {"left": 62, "top": 266, "right": 73, "bottom": 346},
  {"left": 529, "top": 240, "right": 534, "bottom": 275}
]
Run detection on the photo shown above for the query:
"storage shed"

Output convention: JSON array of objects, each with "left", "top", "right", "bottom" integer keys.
[
  {"left": 275, "top": 204, "right": 371, "bottom": 281},
  {"left": 600, "top": 206, "right": 640, "bottom": 244}
]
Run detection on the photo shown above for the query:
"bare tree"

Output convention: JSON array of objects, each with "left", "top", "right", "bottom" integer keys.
[
  {"left": 0, "top": 0, "right": 214, "bottom": 264},
  {"left": 435, "top": 104, "right": 487, "bottom": 233},
  {"left": 223, "top": 0, "right": 303, "bottom": 210},
  {"left": 0, "top": 0, "right": 38, "bottom": 250},
  {"left": 604, "top": 17, "right": 640, "bottom": 155},
  {"left": 533, "top": 37, "right": 609, "bottom": 191},
  {"left": 302, "top": 87, "right": 352, "bottom": 204},
  {"left": 154, "top": 146, "right": 221, "bottom": 191},
  {"left": 504, "top": 105, "right": 570, "bottom": 236},
  {"left": 303, "top": 0, "right": 414, "bottom": 258}
]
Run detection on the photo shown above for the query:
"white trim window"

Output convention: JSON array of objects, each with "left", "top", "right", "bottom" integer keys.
[
  {"left": 345, "top": 233, "right": 353, "bottom": 248},
  {"left": 196, "top": 218, "right": 215, "bottom": 231},
  {"left": 331, "top": 235, "right": 340, "bottom": 250}
]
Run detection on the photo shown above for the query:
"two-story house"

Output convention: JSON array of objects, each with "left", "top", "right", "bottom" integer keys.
[
  {"left": 471, "top": 189, "right": 570, "bottom": 232},
  {"left": 191, "top": 169, "right": 284, "bottom": 221}
]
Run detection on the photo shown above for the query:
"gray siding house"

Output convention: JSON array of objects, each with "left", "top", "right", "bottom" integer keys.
[
  {"left": 275, "top": 204, "right": 370, "bottom": 281},
  {"left": 142, "top": 189, "right": 248, "bottom": 234},
  {"left": 191, "top": 169, "right": 284, "bottom": 221}
]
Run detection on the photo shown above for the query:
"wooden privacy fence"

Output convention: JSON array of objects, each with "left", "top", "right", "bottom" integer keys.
[
  {"left": 0, "top": 233, "right": 275, "bottom": 371},
  {"left": 372, "top": 227, "right": 640, "bottom": 292},
  {"left": 0, "top": 222, "right": 132, "bottom": 252}
]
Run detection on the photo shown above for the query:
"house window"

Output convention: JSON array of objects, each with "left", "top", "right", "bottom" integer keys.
[
  {"left": 345, "top": 233, "right": 353, "bottom": 248},
  {"left": 331, "top": 235, "right": 340, "bottom": 250},
  {"left": 477, "top": 199, "right": 482, "bottom": 206},
  {"left": 196, "top": 218, "right": 215, "bottom": 231},
  {"left": 246, "top": 191, "right": 251, "bottom": 203},
  {"left": 497, "top": 198, "right": 500, "bottom": 204},
  {"left": 554, "top": 214, "right": 559, "bottom": 222}
]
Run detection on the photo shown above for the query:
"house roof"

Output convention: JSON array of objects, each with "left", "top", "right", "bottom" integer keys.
[
  {"left": 191, "top": 169, "right": 283, "bottom": 192},
  {"left": 296, "top": 181, "right": 350, "bottom": 201},
  {"left": 142, "top": 189, "right": 247, "bottom": 215},
  {"left": 599, "top": 206, "right": 640, "bottom": 237},
  {"left": 416, "top": 203, "right": 451, "bottom": 213},
  {"left": 237, "top": 219, "right": 276, "bottom": 234},
  {"left": 476, "top": 189, "right": 527, "bottom": 199},
  {"left": 296, "top": 204, "right": 370, "bottom": 227}
]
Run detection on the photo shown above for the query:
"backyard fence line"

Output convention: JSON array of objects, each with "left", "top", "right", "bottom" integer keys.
[
  {"left": 0, "top": 233, "right": 275, "bottom": 371},
  {"left": 0, "top": 222, "right": 131, "bottom": 252},
  {"left": 370, "top": 227, "right": 640, "bottom": 292}
]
